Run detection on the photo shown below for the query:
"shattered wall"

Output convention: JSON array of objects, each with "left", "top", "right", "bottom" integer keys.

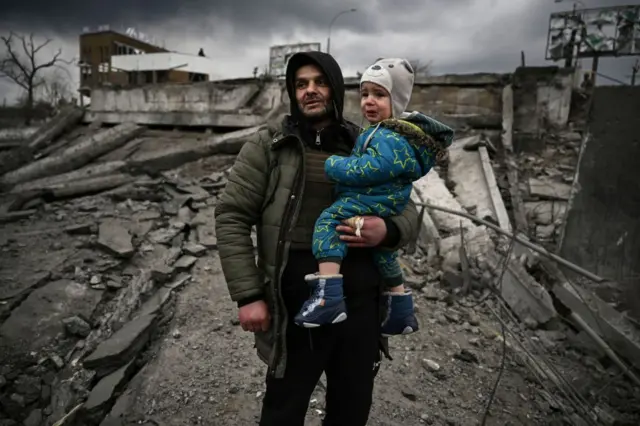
[
  {"left": 512, "top": 66, "right": 574, "bottom": 153},
  {"left": 559, "top": 86, "right": 640, "bottom": 320},
  {"left": 85, "top": 80, "right": 285, "bottom": 128}
]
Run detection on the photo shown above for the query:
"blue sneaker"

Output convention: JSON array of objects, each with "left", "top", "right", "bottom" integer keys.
[
  {"left": 381, "top": 291, "right": 419, "bottom": 337},
  {"left": 294, "top": 273, "right": 348, "bottom": 328}
]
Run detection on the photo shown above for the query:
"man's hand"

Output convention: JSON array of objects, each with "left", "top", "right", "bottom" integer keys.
[
  {"left": 337, "top": 216, "right": 387, "bottom": 248},
  {"left": 238, "top": 300, "right": 271, "bottom": 332}
]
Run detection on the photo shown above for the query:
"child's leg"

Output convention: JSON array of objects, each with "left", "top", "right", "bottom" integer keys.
[
  {"left": 294, "top": 204, "right": 348, "bottom": 328},
  {"left": 372, "top": 250, "right": 419, "bottom": 337}
]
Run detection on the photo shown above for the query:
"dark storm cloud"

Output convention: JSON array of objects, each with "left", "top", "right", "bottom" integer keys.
[{"left": 0, "top": 0, "right": 471, "bottom": 37}]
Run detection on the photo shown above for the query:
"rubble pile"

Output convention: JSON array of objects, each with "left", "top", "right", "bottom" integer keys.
[
  {"left": 0, "top": 161, "right": 241, "bottom": 425},
  {"left": 0, "top": 100, "right": 638, "bottom": 425},
  {"left": 515, "top": 130, "right": 582, "bottom": 248},
  {"left": 0, "top": 108, "right": 263, "bottom": 425}
]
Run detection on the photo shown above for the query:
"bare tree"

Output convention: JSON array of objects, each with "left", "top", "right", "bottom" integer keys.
[
  {"left": 407, "top": 59, "right": 433, "bottom": 77},
  {"left": 0, "top": 31, "right": 70, "bottom": 124},
  {"left": 40, "top": 69, "right": 73, "bottom": 108}
]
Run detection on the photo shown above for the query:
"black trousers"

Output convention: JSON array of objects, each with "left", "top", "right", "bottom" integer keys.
[{"left": 259, "top": 249, "right": 382, "bottom": 426}]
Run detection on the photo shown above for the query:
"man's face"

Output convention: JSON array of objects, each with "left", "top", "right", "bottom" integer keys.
[{"left": 294, "top": 65, "right": 332, "bottom": 120}]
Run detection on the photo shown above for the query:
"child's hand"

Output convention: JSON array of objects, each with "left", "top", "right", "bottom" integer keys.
[{"left": 337, "top": 216, "right": 387, "bottom": 248}]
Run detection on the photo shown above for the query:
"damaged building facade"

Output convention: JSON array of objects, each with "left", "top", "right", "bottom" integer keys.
[{"left": 0, "top": 65, "right": 639, "bottom": 426}]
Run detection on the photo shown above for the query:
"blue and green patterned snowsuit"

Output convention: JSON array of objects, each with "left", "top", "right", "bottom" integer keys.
[{"left": 313, "top": 112, "right": 454, "bottom": 286}]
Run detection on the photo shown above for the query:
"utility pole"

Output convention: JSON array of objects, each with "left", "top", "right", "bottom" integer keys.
[{"left": 327, "top": 9, "right": 357, "bottom": 55}]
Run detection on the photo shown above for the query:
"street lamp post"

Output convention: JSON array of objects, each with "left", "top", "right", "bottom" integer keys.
[{"left": 327, "top": 8, "right": 357, "bottom": 55}]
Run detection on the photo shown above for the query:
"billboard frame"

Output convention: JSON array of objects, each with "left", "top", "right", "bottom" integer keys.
[
  {"left": 545, "top": 4, "right": 640, "bottom": 61},
  {"left": 268, "top": 42, "right": 322, "bottom": 77}
]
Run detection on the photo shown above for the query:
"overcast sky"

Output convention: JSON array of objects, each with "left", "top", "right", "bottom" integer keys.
[{"left": 1, "top": 0, "right": 638, "bottom": 104}]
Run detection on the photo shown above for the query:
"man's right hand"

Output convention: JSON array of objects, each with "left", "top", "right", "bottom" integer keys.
[{"left": 238, "top": 300, "right": 271, "bottom": 332}]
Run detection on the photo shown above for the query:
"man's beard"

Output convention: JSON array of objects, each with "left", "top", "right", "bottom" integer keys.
[{"left": 298, "top": 98, "right": 334, "bottom": 122}]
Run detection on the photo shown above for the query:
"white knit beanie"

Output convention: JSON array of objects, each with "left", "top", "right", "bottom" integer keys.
[{"left": 360, "top": 58, "right": 415, "bottom": 118}]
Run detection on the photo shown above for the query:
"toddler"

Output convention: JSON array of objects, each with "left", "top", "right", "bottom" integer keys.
[{"left": 294, "top": 58, "right": 454, "bottom": 336}]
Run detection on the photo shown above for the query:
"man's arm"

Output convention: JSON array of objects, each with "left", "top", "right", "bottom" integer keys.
[
  {"left": 214, "top": 131, "right": 269, "bottom": 305},
  {"left": 383, "top": 198, "right": 419, "bottom": 250}
]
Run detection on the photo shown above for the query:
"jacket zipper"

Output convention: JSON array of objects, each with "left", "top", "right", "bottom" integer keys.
[{"left": 268, "top": 135, "right": 306, "bottom": 377}]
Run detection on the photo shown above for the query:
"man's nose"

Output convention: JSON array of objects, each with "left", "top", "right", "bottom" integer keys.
[{"left": 306, "top": 82, "right": 318, "bottom": 94}]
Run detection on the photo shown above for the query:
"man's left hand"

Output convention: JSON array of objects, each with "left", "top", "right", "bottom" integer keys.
[{"left": 337, "top": 216, "right": 386, "bottom": 248}]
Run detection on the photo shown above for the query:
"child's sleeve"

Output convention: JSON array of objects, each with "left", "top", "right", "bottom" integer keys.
[{"left": 325, "top": 130, "right": 417, "bottom": 187}]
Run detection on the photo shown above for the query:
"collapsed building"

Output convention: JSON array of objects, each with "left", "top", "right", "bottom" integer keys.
[{"left": 0, "top": 67, "right": 638, "bottom": 426}]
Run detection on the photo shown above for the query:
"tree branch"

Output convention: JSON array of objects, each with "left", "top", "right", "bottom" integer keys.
[{"left": 0, "top": 31, "right": 71, "bottom": 123}]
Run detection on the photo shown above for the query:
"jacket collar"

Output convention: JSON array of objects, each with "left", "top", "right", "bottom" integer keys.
[{"left": 269, "top": 114, "right": 360, "bottom": 151}]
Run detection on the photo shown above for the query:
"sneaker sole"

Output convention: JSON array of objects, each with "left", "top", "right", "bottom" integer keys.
[
  {"left": 302, "top": 312, "right": 348, "bottom": 328},
  {"left": 381, "top": 326, "right": 417, "bottom": 338}
]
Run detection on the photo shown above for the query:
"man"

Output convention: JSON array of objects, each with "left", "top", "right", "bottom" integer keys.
[{"left": 215, "top": 51, "right": 419, "bottom": 426}]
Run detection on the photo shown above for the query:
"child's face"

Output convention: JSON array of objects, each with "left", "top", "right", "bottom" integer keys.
[{"left": 360, "top": 82, "right": 392, "bottom": 124}]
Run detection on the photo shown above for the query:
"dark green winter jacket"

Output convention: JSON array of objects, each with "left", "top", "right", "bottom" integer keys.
[{"left": 215, "top": 52, "right": 419, "bottom": 378}]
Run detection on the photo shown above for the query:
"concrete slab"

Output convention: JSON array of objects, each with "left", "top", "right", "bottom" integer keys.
[
  {"left": 0, "top": 270, "right": 50, "bottom": 301},
  {"left": 84, "top": 81, "right": 279, "bottom": 128},
  {"left": 447, "top": 136, "right": 495, "bottom": 222},
  {"left": 98, "top": 219, "right": 134, "bottom": 258},
  {"left": 84, "top": 111, "right": 265, "bottom": 128},
  {"left": 524, "top": 201, "right": 567, "bottom": 226},
  {"left": 528, "top": 178, "right": 571, "bottom": 201},
  {"left": 0, "top": 123, "right": 144, "bottom": 188},
  {"left": 126, "top": 125, "right": 262, "bottom": 174},
  {"left": 413, "top": 170, "right": 475, "bottom": 235},
  {"left": 0, "top": 280, "right": 103, "bottom": 363},
  {"left": 83, "top": 313, "right": 157, "bottom": 376},
  {"left": 84, "top": 359, "right": 136, "bottom": 413}
]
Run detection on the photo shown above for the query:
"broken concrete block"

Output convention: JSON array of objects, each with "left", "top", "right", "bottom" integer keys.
[
  {"left": 197, "top": 226, "right": 217, "bottom": 248},
  {"left": 0, "top": 122, "right": 144, "bottom": 188},
  {"left": 486, "top": 253, "right": 557, "bottom": 326},
  {"left": 64, "top": 223, "right": 95, "bottom": 235},
  {"left": 528, "top": 178, "right": 571, "bottom": 201},
  {"left": 174, "top": 255, "right": 198, "bottom": 271},
  {"left": 148, "top": 223, "right": 184, "bottom": 245},
  {"left": 0, "top": 271, "right": 50, "bottom": 302},
  {"left": 410, "top": 188, "right": 441, "bottom": 250},
  {"left": 413, "top": 170, "right": 476, "bottom": 234},
  {"left": 98, "top": 219, "right": 134, "bottom": 258},
  {"left": 183, "top": 242, "right": 207, "bottom": 257},
  {"left": 63, "top": 316, "right": 92, "bottom": 338},
  {"left": 536, "top": 224, "right": 556, "bottom": 240},
  {"left": 164, "top": 273, "right": 192, "bottom": 290},
  {"left": 151, "top": 264, "right": 175, "bottom": 284},
  {"left": 447, "top": 137, "right": 496, "bottom": 222},
  {"left": 524, "top": 201, "right": 567, "bottom": 225},
  {"left": 177, "top": 185, "right": 210, "bottom": 202},
  {"left": 137, "top": 287, "right": 173, "bottom": 318},
  {"left": 83, "top": 313, "right": 157, "bottom": 376},
  {"left": 0, "top": 280, "right": 102, "bottom": 367},
  {"left": 84, "top": 359, "right": 136, "bottom": 414}
]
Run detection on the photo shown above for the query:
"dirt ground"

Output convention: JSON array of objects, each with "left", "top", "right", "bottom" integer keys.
[
  {"left": 0, "top": 155, "right": 638, "bottom": 426},
  {"left": 115, "top": 157, "right": 640, "bottom": 426}
]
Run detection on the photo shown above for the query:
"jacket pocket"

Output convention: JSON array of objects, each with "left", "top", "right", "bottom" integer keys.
[{"left": 261, "top": 160, "right": 280, "bottom": 212}]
